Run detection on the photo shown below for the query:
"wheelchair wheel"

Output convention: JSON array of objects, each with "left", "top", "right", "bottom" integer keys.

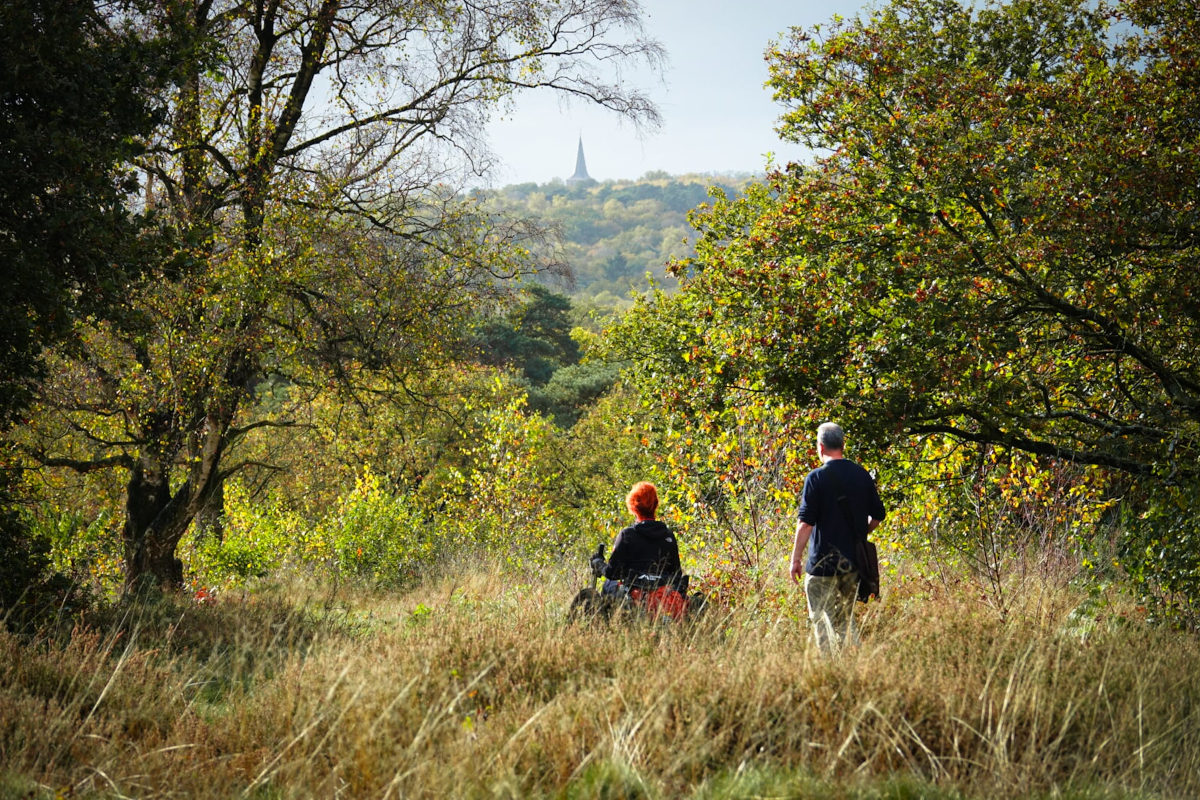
[{"left": 567, "top": 587, "right": 609, "bottom": 625}]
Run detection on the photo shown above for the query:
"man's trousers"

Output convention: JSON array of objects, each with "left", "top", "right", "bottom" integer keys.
[{"left": 804, "top": 571, "right": 859, "bottom": 654}]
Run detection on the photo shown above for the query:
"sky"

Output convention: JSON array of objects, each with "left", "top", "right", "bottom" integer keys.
[{"left": 484, "top": 0, "right": 867, "bottom": 186}]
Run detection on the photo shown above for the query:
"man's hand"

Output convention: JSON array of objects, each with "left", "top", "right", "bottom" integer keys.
[{"left": 790, "top": 521, "right": 813, "bottom": 586}]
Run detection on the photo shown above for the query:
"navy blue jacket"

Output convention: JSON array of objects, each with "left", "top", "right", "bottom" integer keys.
[{"left": 797, "top": 459, "right": 886, "bottom": 576}]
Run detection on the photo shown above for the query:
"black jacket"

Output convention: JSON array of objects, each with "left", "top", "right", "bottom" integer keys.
[{"left": 604, "top": 519, "right": 682, "bottom": 582}]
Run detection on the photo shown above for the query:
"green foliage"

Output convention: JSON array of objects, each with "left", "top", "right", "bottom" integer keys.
[
  {"left": 180, "top": 372, "right": 655, "bottom": 589},
  {"left": 0, "top": 504, "right": 105, "bottom": 629},
  {"left": 0, "top": 0, "right": 172, "bottom": 428},
  {"left": 472, "top": 286, "right": 624, "bottom": 427},
  {"left": 0, "top": 512, "right": 68, "bottom": 628},
  {"left": 1119, "top": 479, "right": 1200, "bottom": 631},
  {"left": 0, "top": 0, "right": 175, "bottom": 605},
  {"left": 243, "top": 367, "right": 527, "bottom": 517},
  {"left": 610, "top": 0, "right": 1200, "bottom": 616},
  {"left": 438, "top": 387, "right": 651, "bottom": 566},
  {"left": 527, "top": 360, "right": 623, "bottom": 427},
  {"left": 29, "top": 508, "right": 123, "bottom": 596},
  {"left": 475, "top": 285, "right": 582, "bottom": 385},
  {"left": 184, "top": 472, "right": 440, "bottom": 590},
  {"left": 445, "top": 394, "right": 572, "bottom": 560},
  {"left": 320, "top": 469, "right": 439, "bottom": 587},
  {"left": 889, "top": 442, "right": 1117, "bottom": 616},
  {"left": 19, "top": 0, "right": 663, "bottom": 590},
  {"left": 620, "top": 0, "right": 1200, "bottom": 473},
  {"left": 480, "top": 175, "right": 747, "bottom": 300},
  {"left": 185, "top": 482, "right": 293, "bottom": 585}
]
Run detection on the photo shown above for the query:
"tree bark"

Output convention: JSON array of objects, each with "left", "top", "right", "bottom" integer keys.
[
  {"left": 121, "top": 411, "right": 233, "bottom": 592},
  {"left": 193, "top": 479, "right": 225, "bottom": 546},
  {"left": 122, "top": 458, "right": 185, "bottom": 591}
]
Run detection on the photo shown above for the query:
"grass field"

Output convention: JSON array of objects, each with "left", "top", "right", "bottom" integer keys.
[{"left": 2, "top": 559, "right": 1198, "bottom": 799}]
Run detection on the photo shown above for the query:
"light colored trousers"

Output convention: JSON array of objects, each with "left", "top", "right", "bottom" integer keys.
[{"left": 805, "top": 571, "right": 860, "bottom": 654}]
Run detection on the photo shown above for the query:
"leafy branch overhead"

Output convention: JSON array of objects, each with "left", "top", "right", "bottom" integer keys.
[{"left": 618, "top": 0, "right": 1200, "bottom": 480}]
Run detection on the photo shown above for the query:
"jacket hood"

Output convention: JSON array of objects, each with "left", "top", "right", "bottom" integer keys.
[{"left": 631, "top": 519, "right": 672, "bottom": 538}]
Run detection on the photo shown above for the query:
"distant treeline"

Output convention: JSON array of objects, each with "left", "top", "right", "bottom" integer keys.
[{"left": 477, "top": 172, "right": 750, "bottom": 304}]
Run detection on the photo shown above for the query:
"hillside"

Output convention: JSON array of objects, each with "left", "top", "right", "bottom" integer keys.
[{"left": 478, "top": 172, "right": 750, "bottom": 304}]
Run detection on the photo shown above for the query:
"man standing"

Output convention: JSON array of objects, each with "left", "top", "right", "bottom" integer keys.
[{"left": 789, "top": 422, "right": 886, "bottom": 654}]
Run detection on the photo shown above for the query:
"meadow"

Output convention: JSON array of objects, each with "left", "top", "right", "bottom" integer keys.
[
  {"left": 3, "top": 557, "right": 1198, "bottom": 799},
  {"left": 4, "top": 3, "right": 1200, "bottom": 797}
]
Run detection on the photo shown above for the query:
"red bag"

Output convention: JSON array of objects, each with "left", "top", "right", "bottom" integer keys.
[{"left": 645, "top": 586, "right": 688, "bottom": 620}]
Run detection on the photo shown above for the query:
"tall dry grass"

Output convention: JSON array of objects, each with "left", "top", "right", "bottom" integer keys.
[{"left": 2, "top": 559, "right": 1198, "bottom": 799}]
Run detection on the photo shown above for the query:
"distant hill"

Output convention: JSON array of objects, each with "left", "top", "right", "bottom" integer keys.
[{"left": 478, "top": 172, "right": 751, "bottom": 305}]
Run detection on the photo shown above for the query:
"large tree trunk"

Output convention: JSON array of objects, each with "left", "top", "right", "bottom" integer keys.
[
  {"left": 122, "top": 458, "right": 185, "bottom": 591},
  {"left": 121, "top": 413, "right": 230, "bottom": 592}
]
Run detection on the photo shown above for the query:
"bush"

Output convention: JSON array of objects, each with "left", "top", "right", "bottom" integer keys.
[
  {"left": 1119, "top": 479, "right": 1200, "bottom": 631},
  {"left": 0, "top": 513, "right": 86, "bottom": 631},
  {"left": 443, "top": 395, "right": 576, "bottom": 563},
  {"left": 319, "top": 467, "right": 441, "bottom": 586},
  {"left": 182, "top": 480, "right": 298, "bottom": 587}
]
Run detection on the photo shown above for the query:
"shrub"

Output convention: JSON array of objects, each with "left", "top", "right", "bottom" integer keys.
[
  {"left": 1119, "top": 479, "right": 1200, "bottom": 631},
  {"left": 318, "top": 467, "right": 442, "bottom": 586},
  {"left": 184, "top": 481, "right": 298, "bottom": 587}
]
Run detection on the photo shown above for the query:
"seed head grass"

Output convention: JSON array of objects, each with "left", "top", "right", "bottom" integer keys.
[{"left": 2, "top": 559, "right": 1197, "bottom": 798}]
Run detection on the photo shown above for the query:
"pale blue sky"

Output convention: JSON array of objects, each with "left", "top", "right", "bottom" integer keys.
[{"left": 485, "top": 0, "right": 869, "bottom": 185}]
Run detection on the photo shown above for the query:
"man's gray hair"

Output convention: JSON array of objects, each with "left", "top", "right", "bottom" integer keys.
[{"left": 817, "top": 422, "right": 845, "bottom": 452}]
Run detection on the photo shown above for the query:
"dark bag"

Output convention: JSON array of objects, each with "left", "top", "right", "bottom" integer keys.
[
  {"left": 853, "top": 538, "right": 880, "bottom": 603},
  {"left": 823, "top": 465, "right": 881, "bottom": 603}
]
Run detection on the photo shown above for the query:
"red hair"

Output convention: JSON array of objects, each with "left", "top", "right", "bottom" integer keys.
[{"left": 626, "top": 482, "right": 659, "bottom": 519}]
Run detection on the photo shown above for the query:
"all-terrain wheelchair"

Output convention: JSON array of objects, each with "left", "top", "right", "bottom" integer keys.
[{"left": 567, "top": 544, "right": 707, "bottom": 625}]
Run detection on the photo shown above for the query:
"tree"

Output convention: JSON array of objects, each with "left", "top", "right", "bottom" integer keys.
[
  {"left": 0, "top": 0, "right": 170, "bottom": 428},
  {"left": 473, "top": 285, "right": 626, "bottom": 425},
  {"left": 620, "top": 0, "right": 1200, "bottom": 481},
  {"left": 1, "top": 0, "right": 173, "bottom": 610},
  {"left": 26, "top": 0, "right": 663, "bottom": 590},
  {"left": 475, "top": 285, "right": 582, "bottom": 384},
  {"left": 477, "top": 174, "right": 746, "bottom": 299}
]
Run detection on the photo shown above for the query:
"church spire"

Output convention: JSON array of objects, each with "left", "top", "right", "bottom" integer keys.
[{"left": 567, "top": 136, "right": 591, "bottom": 183}]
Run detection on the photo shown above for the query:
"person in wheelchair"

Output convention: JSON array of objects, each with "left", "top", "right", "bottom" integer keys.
[{"left": 591, "top": 482, "right": 683, "bottom": 598}]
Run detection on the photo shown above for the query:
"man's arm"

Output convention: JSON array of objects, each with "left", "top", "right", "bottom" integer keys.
[
  {"left": 867, "top": 475, "right": 886, "bottom": 535},
  {"left": 792, "top": 471, "right": 820, "bottom": 585},
  {"left": 789, "top": 519, "right": 813, "bottom": 584}
]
